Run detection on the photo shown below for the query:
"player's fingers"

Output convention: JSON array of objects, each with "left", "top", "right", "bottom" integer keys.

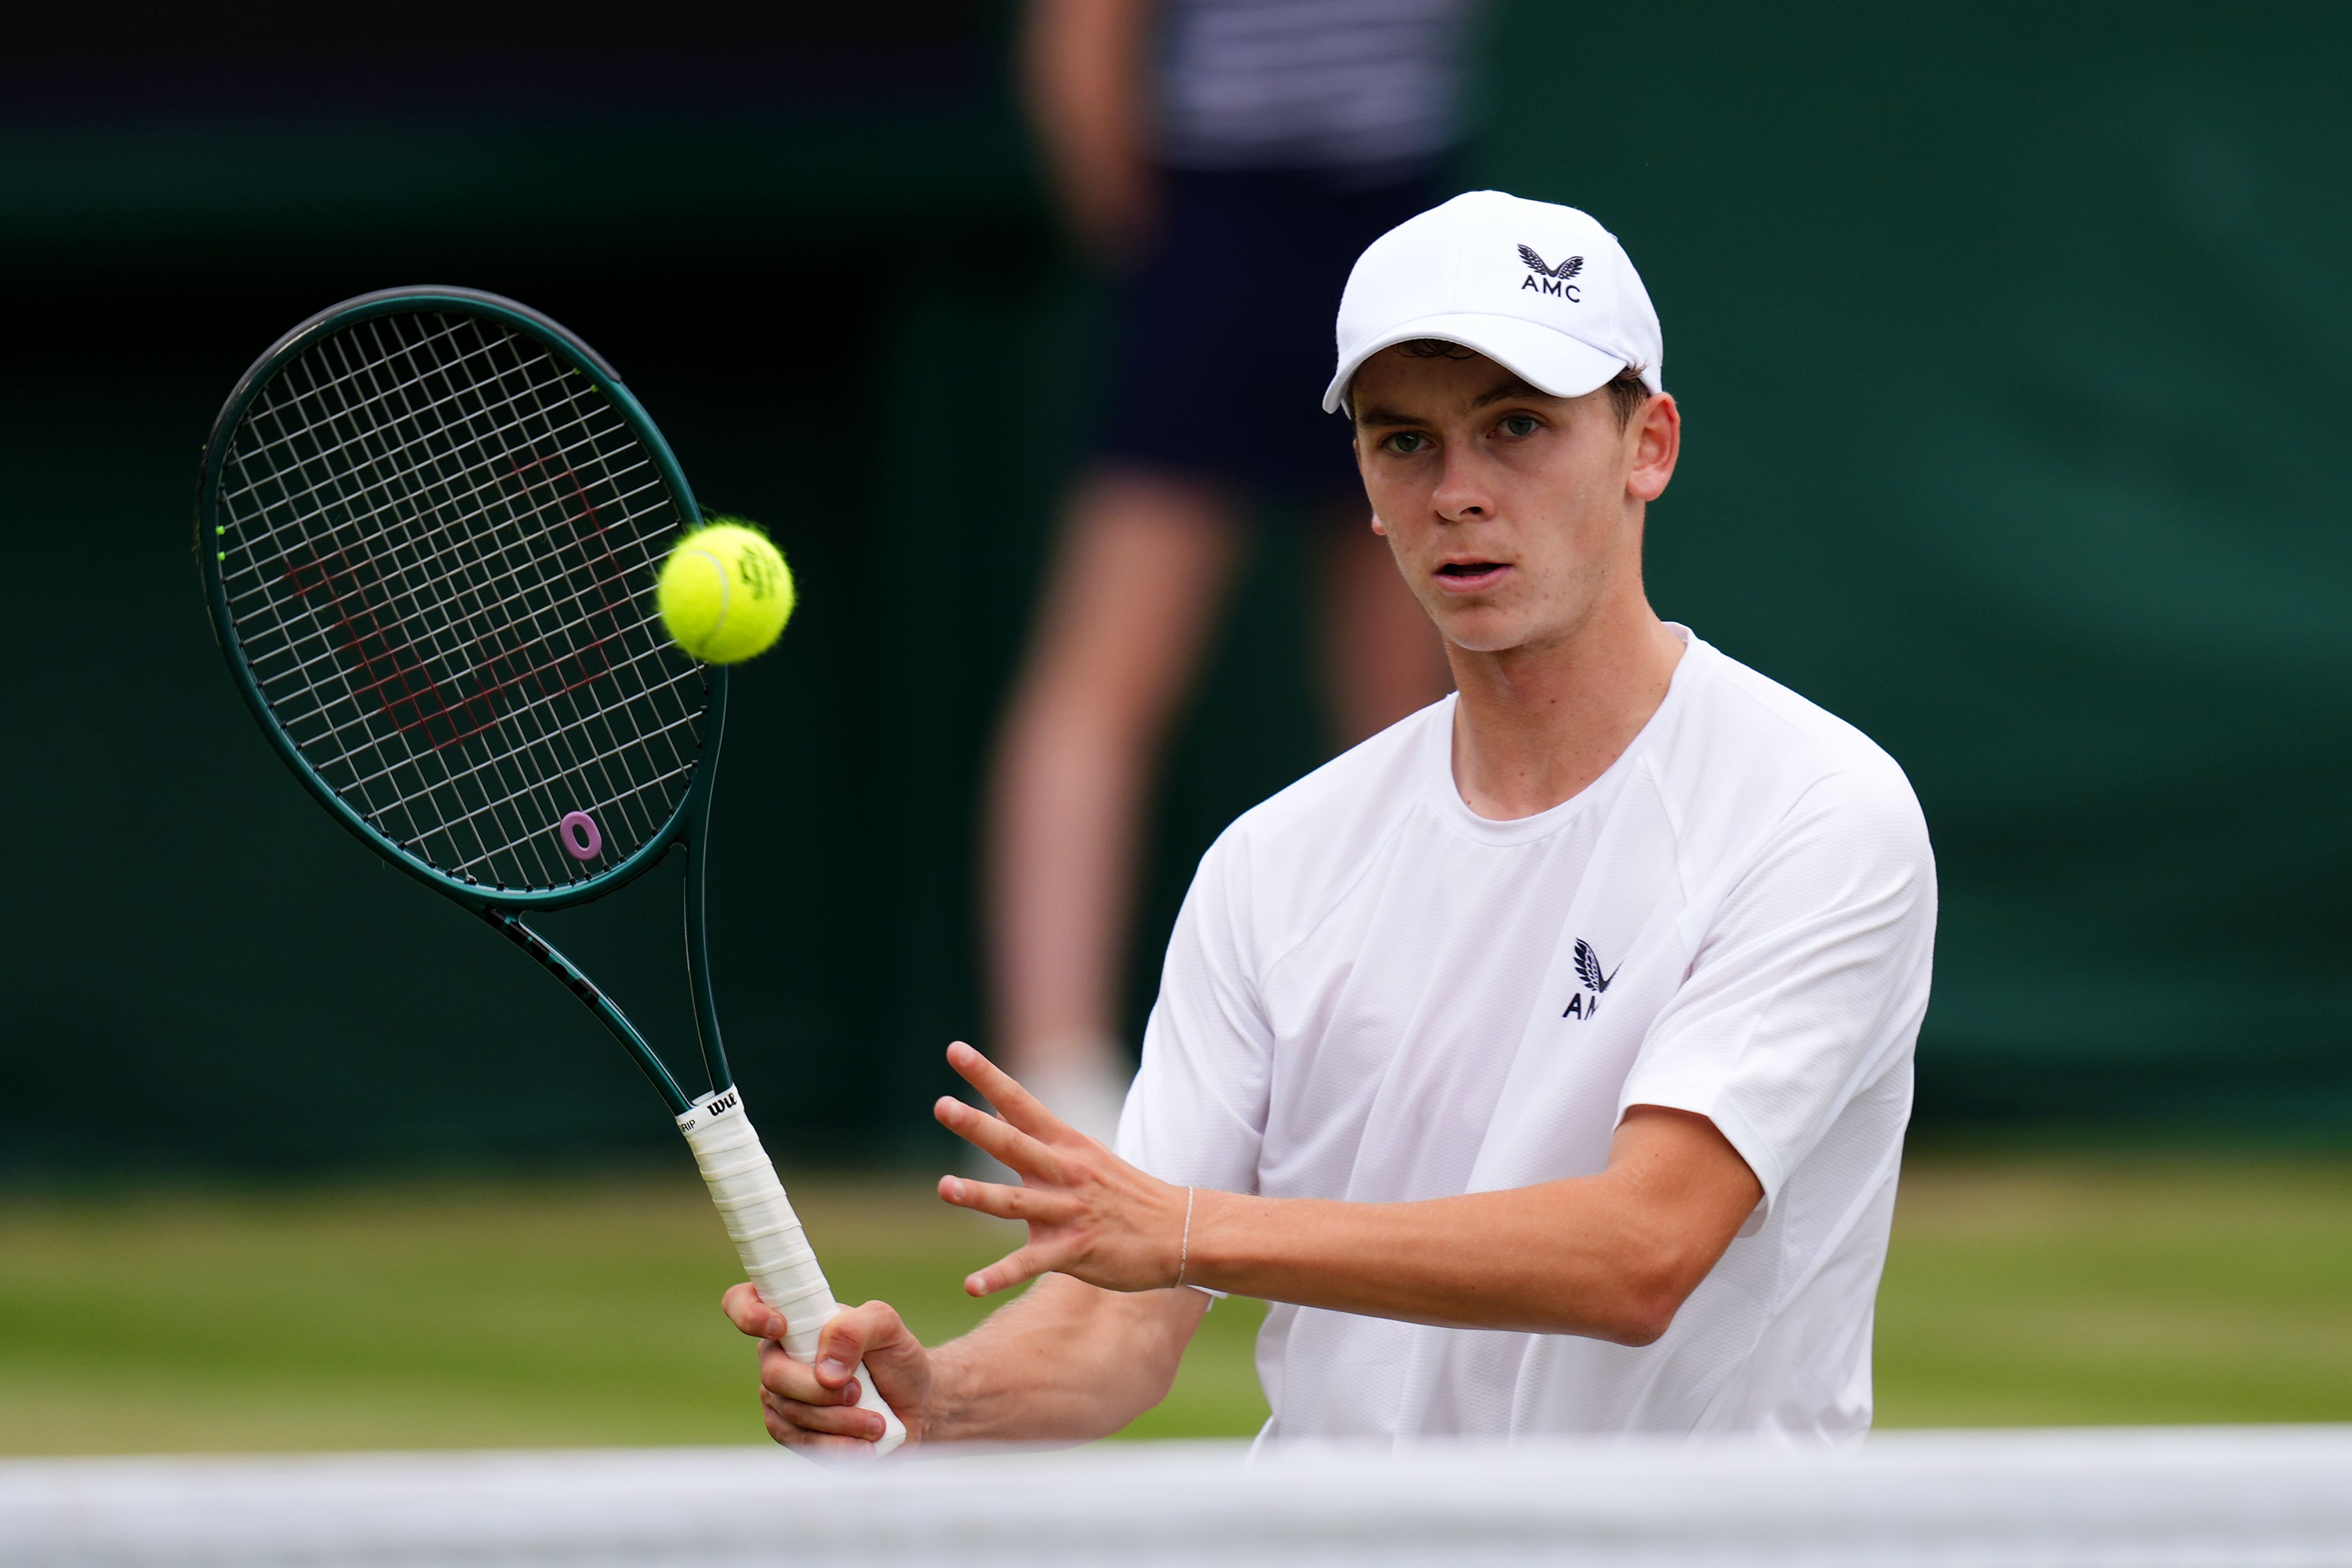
[
  {"left": 759, "top": 1340, "right": 854, "bottom": 1406},
  {"left": 937, "top": 1172, "right": 1079, "bottom": 1225},
  {"left": 722, "top": 1281, "right": 791, "bottom": 1341},
  {"left": 763, "top": 1390, "right": 886, "bottom": 1453},
  {"left": 763, "top": 1388, "right": 890, "bottom": 1443},
  {"left": 964, "top": 1241, "right": 1060, "bottom": 1298},
  {"left": 812, "top": 1301, "right": 908, "bottom": 1391},
  {"left": 945, "top": 1041, "right": 1071, "bottom": 1142},
  {"left": 933, "top": 1093, "right": 1067, "bottom": 1183}
]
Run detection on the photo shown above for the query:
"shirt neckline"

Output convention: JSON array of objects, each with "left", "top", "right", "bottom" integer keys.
[{"left": 1419, "top": 624, "right": 1706, "bottom": 846}]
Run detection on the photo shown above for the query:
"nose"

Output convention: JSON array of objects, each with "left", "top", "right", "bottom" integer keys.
[{"left": 1429, "top": 447, "right": 1494, "bottom": 522}]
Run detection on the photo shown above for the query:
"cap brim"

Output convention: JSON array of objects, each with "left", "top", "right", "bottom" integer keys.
[{"left": 1322, "top": 313, "right": 1628, "bottom": 414}]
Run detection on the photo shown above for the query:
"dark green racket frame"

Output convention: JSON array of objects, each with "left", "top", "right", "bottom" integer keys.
[{"left": 197, "top": 288, "right": 732, "bottom": 1116}]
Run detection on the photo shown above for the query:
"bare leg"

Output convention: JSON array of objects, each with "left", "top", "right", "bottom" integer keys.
[
  {"left": 986, "top": 468, "right": 1243, "bottom": 1126},
  {"left": 1317, "top": 506, "right": 1454, "bottom": 747}
]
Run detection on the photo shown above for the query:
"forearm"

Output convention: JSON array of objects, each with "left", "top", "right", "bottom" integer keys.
[
  {"left": 1019, "top": 0, "right": 1154, "bottom": 250},
  {"left": 1180, "top": 1181, "right": 1651, "bottom": 1341},
  {"left": 1020, "top": 0, "right": 1150, "bottom": 162},
  {"left": 1184, "top": 1149, "right": 1753, "bottom": 1346},
  {"left": 930, "top": 1057, "right": 1756, "bottom": 1359},
  {"left": 927, "top": 1274, "right": 1204, "bottom": 1443}
]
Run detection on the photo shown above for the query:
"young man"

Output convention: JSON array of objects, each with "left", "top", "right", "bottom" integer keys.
[{"left": 728, "top": 192, "right": 1936, "bottom": 1451}]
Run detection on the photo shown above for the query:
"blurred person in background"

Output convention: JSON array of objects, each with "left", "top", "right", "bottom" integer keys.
[{"left": 991, "top": 0, "right": 1479, "bottom": 1138}]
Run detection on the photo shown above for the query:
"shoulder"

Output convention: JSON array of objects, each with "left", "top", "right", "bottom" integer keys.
[
  {"left": 1194, "top": 695, "right": 1446, "bottom": 946},
  {"left": 1656, "top": 637, "right": 1931, "bottom": 879}
]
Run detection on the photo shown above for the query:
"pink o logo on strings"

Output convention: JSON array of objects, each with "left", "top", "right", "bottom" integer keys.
[{"left": 557, "top": 811, "right": 603, "bottom": 861}]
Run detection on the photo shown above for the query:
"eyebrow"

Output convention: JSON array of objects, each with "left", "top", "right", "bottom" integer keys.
[
  {"left": 1469, "top": 375, "right": 1548, "bottom": 410},
  {"left": 1354, "top": 375, "right": 1552, "bottom": 428}
]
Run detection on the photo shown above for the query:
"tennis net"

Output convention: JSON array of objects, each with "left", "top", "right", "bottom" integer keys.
[{"left": 7, "top": 1426, "right": 2349, "bottom": 1567}]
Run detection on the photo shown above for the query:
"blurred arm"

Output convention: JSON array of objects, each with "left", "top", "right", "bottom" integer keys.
[{"left": 1020, "top": 0, "right": 1157, "bottom": 255}]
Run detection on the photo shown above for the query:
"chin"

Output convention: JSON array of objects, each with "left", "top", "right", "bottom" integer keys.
[{"left": 1435, "top": 610, "right": 1530, "bottom": 655}]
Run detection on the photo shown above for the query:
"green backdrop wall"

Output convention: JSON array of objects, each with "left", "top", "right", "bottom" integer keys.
[{"left": 2, "top": 2, "right": 2346, "bottom": 1176}]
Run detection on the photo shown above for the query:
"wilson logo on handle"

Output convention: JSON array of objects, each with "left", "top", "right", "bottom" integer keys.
[{"left": 678, "top": 1088, "right": 741, "bottom": 1132}]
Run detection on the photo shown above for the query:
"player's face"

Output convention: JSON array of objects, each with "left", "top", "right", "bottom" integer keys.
[{"left": 1350, "top": 347, "right": 1677, "bottom": 656}]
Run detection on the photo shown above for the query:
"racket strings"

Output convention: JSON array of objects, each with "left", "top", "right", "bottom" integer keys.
[
  {"left": 230, "top": 320, "right": 657, "bottom": 885},
  {"left": 227, "top": 445, "right": 663, "bottom": 664},
  {"left": 217, "top": 317, "right": 487, "bottom": 509},
  {"left": 263, "top": 320, "right": 664, "bottom": 874},
  {"left": 226, "top": 322, "right": 625, "bottom": 646},
  {"left": 234, "top": 470, "right": 667, "bottom": 765},
  {"left": 221, "top": 345, "right": 660, "bottom": 632},
  {"left": 274, "top": 313, "right": 699, "bottom": 881},
  {"left": 216, "top": 310, "right": 706, "bottom": 891},
  {"left": 245, "top": 316, "right": 692, "bottom": 887}
]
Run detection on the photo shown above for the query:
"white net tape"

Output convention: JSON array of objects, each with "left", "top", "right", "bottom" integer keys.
[{"left": 5, "top": 1428, "right": 2349, "bottom": 1567}]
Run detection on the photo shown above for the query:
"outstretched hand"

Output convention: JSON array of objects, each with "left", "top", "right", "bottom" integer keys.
[{"left": 934, "top": 1041, "right": 1192, "bottom": 1296}]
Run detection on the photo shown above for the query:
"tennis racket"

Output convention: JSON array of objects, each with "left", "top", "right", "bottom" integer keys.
[{"left": 196, "top": 286, "right": 906, "bottom": 1454}]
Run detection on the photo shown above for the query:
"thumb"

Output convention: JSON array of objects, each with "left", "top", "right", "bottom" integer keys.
[{"left": 813, "top": 1300, "right": 911, "bottom": 1387}]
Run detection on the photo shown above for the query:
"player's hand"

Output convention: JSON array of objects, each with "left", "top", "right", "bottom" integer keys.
[
  {"left": 720, "top": 1287, "right": 933, "bottom": 1455},
  {"left": 933, "top": 1040, "right": 1190, "bottom": 1296}
]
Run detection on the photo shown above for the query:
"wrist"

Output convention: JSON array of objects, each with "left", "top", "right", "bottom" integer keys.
[
  {"left": 1171, "top": 1184, "right": 1196, "bottom": 1288},
  {"left": 919, "top": 1341, "right": 978, "bottom": 1445},
  {"left": 1177, "top": 1187, "right": 1247, "bottom": 1294}
]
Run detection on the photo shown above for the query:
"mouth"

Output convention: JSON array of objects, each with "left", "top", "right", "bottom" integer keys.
[{"left": 1433, "top": 559, "right": 1511, "bottom": 594}]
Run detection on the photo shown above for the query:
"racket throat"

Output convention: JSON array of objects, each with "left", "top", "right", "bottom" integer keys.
[{"left": 481, "top": 908, "right": 692, "bottom": 1115}]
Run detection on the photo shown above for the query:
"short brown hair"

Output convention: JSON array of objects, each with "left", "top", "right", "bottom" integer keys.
[
  {"left": 1378, "top": 341, "right": 1652, "bottom": 429},
  {"left": 1601, "top": 366, "right": 1650, "bottom": 430}
]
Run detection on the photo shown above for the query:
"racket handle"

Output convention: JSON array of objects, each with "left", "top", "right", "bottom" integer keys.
[{"left": 676, "top": 1089, "right": 908, "bottom": 1455}]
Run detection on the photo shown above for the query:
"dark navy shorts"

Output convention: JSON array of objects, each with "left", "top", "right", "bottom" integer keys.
[{"left": 1093, "top": 164, "right": 1447, "bottom": 512}]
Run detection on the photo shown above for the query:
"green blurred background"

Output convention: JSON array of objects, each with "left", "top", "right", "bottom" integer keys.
[{"left": 1, "top": 2, "right": 2347, "bottom": 1450}]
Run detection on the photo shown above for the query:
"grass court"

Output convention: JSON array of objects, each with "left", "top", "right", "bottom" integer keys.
[{"left": 3, "top": 1150, "right": 2347, "bottom": 1453}]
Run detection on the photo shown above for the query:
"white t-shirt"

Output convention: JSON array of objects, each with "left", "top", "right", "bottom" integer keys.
[{"left": 1117, "top": 628, "right": 1936, "bottom": 1445}]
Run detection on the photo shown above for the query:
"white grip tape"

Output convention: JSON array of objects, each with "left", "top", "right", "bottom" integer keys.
[{"left": 677, "top": 1089, "right": 907, "bottom": 1454}]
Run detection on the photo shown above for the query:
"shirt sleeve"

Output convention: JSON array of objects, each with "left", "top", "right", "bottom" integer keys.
[
  {"left": 1116, "top": 825, "right": 1275, "bottom": 1197},
  {"left": 1619, "top": 765, "right": 1937, "bottom": 1212}
]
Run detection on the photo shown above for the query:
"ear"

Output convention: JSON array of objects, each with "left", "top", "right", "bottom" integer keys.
[
  {"left": 1626, "top": 392, "right": 1680, "bottom": 503},
  {"left": 1370, "top": 511, "right": 1389, "bottom": 536}
]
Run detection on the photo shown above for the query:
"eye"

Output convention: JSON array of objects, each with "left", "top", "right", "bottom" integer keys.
[
  {"left": 1381, "top": 431, "right": 1432, "bottom": 454},
  {"left": 1497, "top": 414, "right": 1539, "bottom": 439}
]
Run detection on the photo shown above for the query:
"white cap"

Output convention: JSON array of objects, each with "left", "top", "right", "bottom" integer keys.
[{"left": 1323, "top": 190, "right": 1663, "bottom": 414}]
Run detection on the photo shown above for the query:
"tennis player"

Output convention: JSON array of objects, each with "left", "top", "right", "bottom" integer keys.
[{"left": 728, "top": 191, "right": 1937, "bottom": 1450}]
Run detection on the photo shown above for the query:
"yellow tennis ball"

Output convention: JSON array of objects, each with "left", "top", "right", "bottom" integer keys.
[{"left": 657, "top": 521, "right": 795, "bottom": 664}]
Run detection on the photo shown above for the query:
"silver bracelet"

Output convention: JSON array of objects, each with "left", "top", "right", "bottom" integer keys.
[{"left": 1176, "top": 1186, "right": 1196, "bottom": 1287}]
